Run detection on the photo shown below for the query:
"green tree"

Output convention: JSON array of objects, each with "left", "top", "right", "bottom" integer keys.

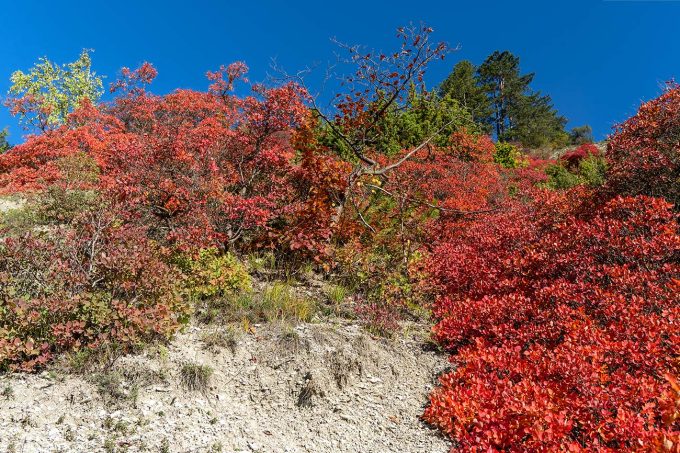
[
  {"left": 372, "top": 90, "right": 479, "bottom": 156},
  {"left": 503, "top": 91, "right": 568, "bottom": 148},
  {"left": 477, "top": 50, "right": 567, "bottom": 148},
  {"left": 7, "top": 50, "right": 103, "bottom": 131},
  {"left": 439, "top": 61, "right": 492, "bottom": 132},
  {"left": 0, "top": 128, "right": 10, "bottom": 152},
  {"left": 477, "top": 51, "right": 533, "bottom": 138},
  {"left": 569, "top": 125, "right": 594, "bottom": 145},
  {"left": 321, "top": 89, "right": 478, "bottom": 160}
]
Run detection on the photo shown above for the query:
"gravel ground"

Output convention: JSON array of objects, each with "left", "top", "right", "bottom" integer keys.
[{"left": 0, "top": 321, "right": 450, "bottom": 453}]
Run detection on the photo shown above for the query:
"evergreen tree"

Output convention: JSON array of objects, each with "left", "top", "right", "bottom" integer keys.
[
  {"left": 569, "top": 125, "right": 594, "bottom": 145},
  {"left": 477, "top": 50, "right": 567, "bottom": 148},
  {"left": 0, "top": 128, "right": 10, "bottom": 153},
  {"left": 477, "top": 51, "right": 533, "bottom": 138},
  {"left": 439, "top": 61, "right": 492, "bottom": 132},
  {"left": 503, "top": 91, "right": 568, "bottom": 148}
]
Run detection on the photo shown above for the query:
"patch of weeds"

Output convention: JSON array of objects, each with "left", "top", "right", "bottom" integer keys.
[
  {"left": 325, "top": 284, "right": 348, "bottom": 305},
  {"left": 259, "top": 281, "right": 316, "bottom": 323},
  {"left": 156, "top": 344, "right": 169, "bottom": 363},
  {"left": 92, "top": 371, "right": 138, "bottom": 406},
  {"left": 103, "top": 438, "right": 116, "bottom": 453},
  {"left": 179, "top": 362, "right": 213, "bottom": 392},
  {"left": 62, "top": 343, "right": 125, "bottom": 375},
  {"left": 160, "top": 437, "right": 170, "bottom": 453},
  {"left": 103, "top": 416, "right": 115, "bottom": 430},
  {"left": 1, "top": 383, "right": 14, "bottom": 400},
  {"left": 209, "top": 442, "right": 223, "bottom": 452},
  {"left": 119, "top": 361, "right": 167, "bottom": 388},
  {"left": 297, "top": 261, "right": 316, "bottom": 281},
  {"left": 247, "top": 251, "right": 277, "bottom": 276},
  {"left": 199, "top": 281, "right": 316, "bottom": 325},
  {"left": 200, "top": 326, "right": 239, "bottom": 353},
  {"left": 116, "top": 420, "right": 129, "bottom": 434}
]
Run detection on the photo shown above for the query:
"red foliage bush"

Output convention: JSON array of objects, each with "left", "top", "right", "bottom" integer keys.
[
  {"left": 0, "top": 207, "right": 188, "bottom": 371},
  {"left": 607, "top": 83, "right": 680, "bottom": 206},
  {"left": 0, "top": 63, "right": 348, "bottom": 258},
  {"left": 562, "top": 143, "right": 600, "bottom": 168},
  {"left": 424, "top": 190, "right": 680, "bottom": 451}
]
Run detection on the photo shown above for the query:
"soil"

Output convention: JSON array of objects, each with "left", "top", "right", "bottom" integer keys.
[{"left": 0, "top": 321, "right": 451, "bottom": 453}]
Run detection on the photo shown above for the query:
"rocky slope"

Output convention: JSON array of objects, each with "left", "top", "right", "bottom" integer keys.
[{"left": 0, "top": 321, "right": 450, "bottom": 453}]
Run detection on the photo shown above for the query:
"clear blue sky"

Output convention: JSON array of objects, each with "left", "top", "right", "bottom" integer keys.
[{"left": 1, "top": 0, "right": 679, "bottom": 143}]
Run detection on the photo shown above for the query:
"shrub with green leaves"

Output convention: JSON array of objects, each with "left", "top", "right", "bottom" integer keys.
[
  {"left": 493, "top": 142, "right": 522, "bottom": 168},
  {"left": 174, "top": 248, "right": 251, "bottom": 300},
  {"left": 545, "top": 153, "right": 607, "bottom": 190}
]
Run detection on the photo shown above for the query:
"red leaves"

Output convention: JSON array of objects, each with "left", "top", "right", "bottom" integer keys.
[
  {"left": 0, "top": 64, "right": 336, "bottom": 256},
  {"left": 424, "top": 191, "right": 680, "bottom": 451},
  {"left": 110, "top": 62, "right": 158, "bottom": 95},
  {"left": 0, "top": 208, "right": 188, "bottom": 371},
  {"left": 562, "top": 143, "right": 600, "bottom": 168},
  {"left": 607, "top": 84, "right": 680, "bottom": 206}
]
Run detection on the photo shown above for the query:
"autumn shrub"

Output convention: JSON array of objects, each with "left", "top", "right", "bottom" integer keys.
[
  {"left": 332, "top": 130, "right": 504, "bottom": 333},
  {"left": 423, "top": 191, "right": 680, "bottom": 451},
  {"left": 561, "top": 142, "right": 600, "bottom": 168},
  {"left": 173, "top": 248, "right": 251, "bottom": 301},
  {"left": 493, "top": 141, "right": 522, "bottom": 168},
  {"left": 0, "top": 63, "right": 346, "bottom": 262},
  {"left": 0, "top": 207, "right": 189, "bottom": 371},
  {"left": 607, "top": 83, "right": 680, "bottom": 206}
]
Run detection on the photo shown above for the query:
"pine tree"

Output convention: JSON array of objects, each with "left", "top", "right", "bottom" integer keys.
[
  {"left": 504, "top": 91, "right": 568, "bottom": 148},
  {"left": 477, "top": 50, "right": 567, "bottom": 148},
  {"left": 439, "top": 61, "right": 492, "bottom": 132},
  {"left": 477, "top": 51, "right": 533, "bottom": 138}
]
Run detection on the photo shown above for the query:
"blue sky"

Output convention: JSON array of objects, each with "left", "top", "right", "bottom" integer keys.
[{"left": 1, "top": 0, "right": 679, "bottom": 143}]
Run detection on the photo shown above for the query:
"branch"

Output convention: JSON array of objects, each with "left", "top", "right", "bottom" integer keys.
[
  {"left": 365, "top": 183, "right": 498, "bottom": 217},
  {"left": 366, "top": 118, "right": 456, "bottom": 176}
]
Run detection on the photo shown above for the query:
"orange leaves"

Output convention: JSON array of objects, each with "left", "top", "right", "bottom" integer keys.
[{"left": 0, "top": 63, "right": 324, "bottom": 253}]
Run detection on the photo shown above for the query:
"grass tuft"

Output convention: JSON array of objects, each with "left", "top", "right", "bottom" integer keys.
[{"left": 179, "top": 362, "right": 213, "bottom": 392}]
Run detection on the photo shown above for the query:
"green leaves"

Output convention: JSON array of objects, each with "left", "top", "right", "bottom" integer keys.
[{"left": 7, "top": 50, "right": 103, "bottom": 131}]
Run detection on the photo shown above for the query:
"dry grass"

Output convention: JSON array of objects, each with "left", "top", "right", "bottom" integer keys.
[
  {"left": 200, "top": 326, "right": 240, "bottom": 353},
  {"left": 179, "top": 362, "right": 213, "bottom": 392},
  {"left": 198, "top": 281, "right": 317, "bottom": 325}
]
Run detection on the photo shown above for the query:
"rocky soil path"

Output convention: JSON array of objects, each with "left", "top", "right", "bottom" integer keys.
[{"left": 0, "top": 321, "right": 450, "bottom": 453}]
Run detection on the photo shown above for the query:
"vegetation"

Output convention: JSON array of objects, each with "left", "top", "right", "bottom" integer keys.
[
  {"left": 179, "top": 362, "right": 213, "bottom": 392},
  {"left": 440, "top": 50, "right": 573, "bottom": 148},
  {"left": 0, "top": 24, "right": 677, "bottom": 451},
  {"left": 6, "top": 50, "right": 103, "bottom": 131}
]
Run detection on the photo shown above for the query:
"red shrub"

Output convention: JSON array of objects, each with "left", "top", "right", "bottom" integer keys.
[
  {"left": 0, "top": 63, "right": 346, "bottom": 259},
  {"left": 0, "top": 207, "right": 188, "bottom": 371},
  {"left": 424, "top": 191, "right": 680, "bottom": 451},
  {"left": 562, "top": 143, "right": 600, "bottom": 168},
  {"left": 607, "top": 83, "right": 680, "bottom": 206}
]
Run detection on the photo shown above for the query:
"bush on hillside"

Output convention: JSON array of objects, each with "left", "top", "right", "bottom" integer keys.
[{"left": 423, "top": 191, "right": 680, "bottom": 450}]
